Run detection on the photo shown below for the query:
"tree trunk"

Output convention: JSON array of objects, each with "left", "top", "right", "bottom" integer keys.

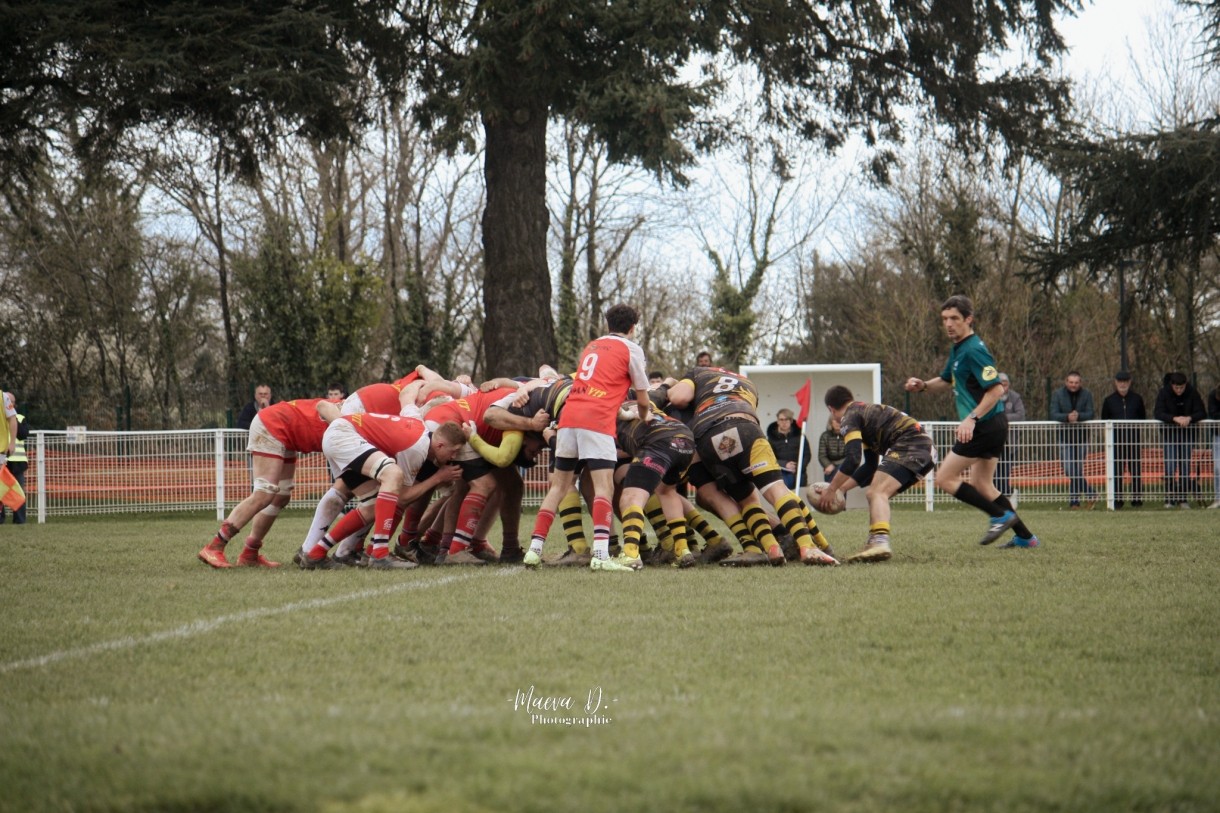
[
  {"left": 481, "top": 103, "right": 556, "bottom": 378},
  {"left": 211, "top": 152, "right": 238, "bottom": 405},
  {"left": 556, "top": 130, "right": 581, "bottom": 370}
]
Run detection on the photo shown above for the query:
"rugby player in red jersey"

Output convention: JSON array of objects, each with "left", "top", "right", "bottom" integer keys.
[
  {"left": 297, "top": 405, "right": 467, "bottom": 569},
  {"left": 523, "top": 304, "right": 652, "bottom": 572},
  {"left": 199, "top": 397, "right": 340, "bottom": 569}
]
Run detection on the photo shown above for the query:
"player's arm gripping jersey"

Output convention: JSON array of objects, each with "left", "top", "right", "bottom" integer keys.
[{"left": 507, "top": 377, "right": 572, "bottom": 424}]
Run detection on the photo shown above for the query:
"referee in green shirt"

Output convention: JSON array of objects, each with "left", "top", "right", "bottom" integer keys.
[{"left": 905, "top": 295, "right": 1039, "bottom": 549}]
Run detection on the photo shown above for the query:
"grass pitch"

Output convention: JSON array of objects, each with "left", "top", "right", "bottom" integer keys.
[{"left": 1, "top": 506, "right": 1217, "bottom": 813}]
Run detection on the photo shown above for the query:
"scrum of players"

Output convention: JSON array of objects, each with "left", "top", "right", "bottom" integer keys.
[{"left": 198, "top": 303, "right": 843, "bottom": 573}]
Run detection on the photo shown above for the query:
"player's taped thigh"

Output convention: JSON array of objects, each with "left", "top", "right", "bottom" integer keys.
[{"left": 372, "top": 456, "right": 397, "bottom": 481}]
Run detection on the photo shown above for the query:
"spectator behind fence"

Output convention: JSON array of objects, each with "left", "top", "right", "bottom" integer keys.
[
  {"left": 0, "top": 388, "right": 14, "bottom": 464},
  {"left": 817, "top": 415, "right": 846, "bottom": 482},
  {"left": 1209, "top": 384, "right": 1220, "bottom": 509},
  {"left": 1153, "top": 372, "right": 1206, "bottom": 509},
  {"left": 236, "top": 383, "right": 274, "bottom": 431},
  {"left": 1100, "top": 371, "right": 1147, "bottom": 509},
  {"left": 1050, "top": 371, "right": 1097, "bottom": 509},
  {"left": 994, "top": 373, "right": 1026, "bottom": 498},
  {"left": 767, "top": 407, "right": 811, "bottom": 490},
  {"left": 1, "top": 395, "right": 26, "bottom": 524}
]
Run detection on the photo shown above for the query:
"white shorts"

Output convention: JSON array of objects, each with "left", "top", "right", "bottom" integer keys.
[
  {"left": 322, "top": 420, "right": 419, "bottom": 482},
  {"left": 339, "top": 393, "right": 365, "bottom": 416},
  {"left": 323, "top": 420, "right": 379, "bottom": 480},
  {"left": 553, "top": 427, "right": 616, "bottom": 464},
  {"left": 247, "top": 415, "right": 296, "bottom": 461}
]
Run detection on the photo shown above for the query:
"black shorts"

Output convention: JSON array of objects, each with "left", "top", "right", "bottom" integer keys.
[
  {"left": 686, "top": 459, "right": 754, "bottom": 502},
  {"left": 876, "top": 457, "right": 932, "bottom": 495},
  {"left": 338, "top": 448, "right": 377, "bottom": 489},
  {"left": 694, "top": 417, "right": 784, "bottom": 500},
  {"left": 459, "top": 456, "right": 493, "bottom": 482},
  {"left": 951, "top": 413, "right": 1008, "bottom": 460},
  {"left": 880, "top": 433, "right": 936, "bottom": 478},
  {"left": 621, "top": 435, "right": 695, "bottom": 492},
  {"left": 415, "top": 459, "right": 438, "bottom": 484}
]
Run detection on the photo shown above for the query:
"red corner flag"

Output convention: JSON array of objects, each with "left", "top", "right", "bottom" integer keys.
[
  {"left": 793, "top": 379, "right": 812, "bottom": 428},
  {"left": 0, "top": 464, "right": 25, "bottom": 511}
]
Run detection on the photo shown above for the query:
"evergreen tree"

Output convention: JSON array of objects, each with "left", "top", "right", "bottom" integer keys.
[{"left": 402, "top": 0, "right": 1074, "bottom": 376}]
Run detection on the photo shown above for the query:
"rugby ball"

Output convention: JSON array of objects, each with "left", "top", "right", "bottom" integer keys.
[{"left": 806, "top": 482, "right": 846, "bottom": 515}]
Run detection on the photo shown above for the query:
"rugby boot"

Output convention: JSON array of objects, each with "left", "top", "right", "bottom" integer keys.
[
  {"left": 234, "top": 552, "right": 280, "bottom": 568},
  {"left": 719, "top": 549, "right": 770, "bottom": 567},
  {"left": 543, "top": 547, "right": 592, "bottom": 567},
  {"left": 590, "top": 555, "right": 636, "bottom": 572},
  {"left": 844, "top": 535, "right": 892, "bottom": 564},
  {"left": 800, "top": 546, "right": 839, "bottom": 566},
  {"left": 198, "top": 544, "right": 232, "bottom": 569}
]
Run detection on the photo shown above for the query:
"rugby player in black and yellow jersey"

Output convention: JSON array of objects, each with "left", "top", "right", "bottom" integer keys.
[
  {"left": 614, "top": 402, "right": 698, "bottom": 568},
  {"left": 658, "top": 366, "right": 837, "bottom": 566},
  {"left": 820, "top": 386, "right": 935, "bottom": 563}
]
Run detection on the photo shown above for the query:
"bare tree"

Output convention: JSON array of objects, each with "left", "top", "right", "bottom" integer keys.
[
  {"left": 548, "top": 122, "right": 655, "bottom": 369},
  {"left": 148, "top": 136, "right": 258, "bottom": 403},
  {"left": 693, "top": 131, "right": 846, "bottom": 367}
]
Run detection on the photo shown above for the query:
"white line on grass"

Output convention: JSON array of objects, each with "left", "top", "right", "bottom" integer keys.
[{"left": 0, "top": 568, "right": 520, "bottom": 675}]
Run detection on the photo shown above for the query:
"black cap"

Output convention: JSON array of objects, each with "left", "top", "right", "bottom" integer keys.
[{"left": 1115, "top": 370, "right": 1131, "bottom": 381}]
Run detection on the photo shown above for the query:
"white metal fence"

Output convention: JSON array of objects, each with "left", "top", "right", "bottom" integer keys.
[
  {"left": 15, "top": 421, "right": 1220, "bottom": 522},
  {"left": 891, "top": 420, "right": 1219, "bottom": 510},
  {"left": 21, "top": 429, "right": 554, "bottom": 522}
]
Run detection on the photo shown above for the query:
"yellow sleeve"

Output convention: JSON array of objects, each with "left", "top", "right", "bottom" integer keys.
[{"left": 468, "top": 430, "right": 524, "bottom": 468}]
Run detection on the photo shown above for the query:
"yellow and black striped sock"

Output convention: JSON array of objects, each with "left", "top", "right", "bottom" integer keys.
[
  {"left": 794, "top": 501, "right": 821, "bottom": 544},
  {"left": 869, "top": 521, "right": 891, "bottom": 538},
  {"left": 793, "top": 497, "right": 831, "bottom": 550},
  {"left": 621, "top": 505, "right": 646, "bottom": 559},
  {"left": 775, "top": 492, "right": 816, "bottom": 551},
  {"left": 666, "top": 517, "right": 690, "bottom": 557},
  {"left": 685, "top": 509, "right": 722, "bottom": 549},
  {"left": 645, "top": 496, "right": 674, "bottom": 552},
  {"left": 742, "top": 504, "right": 778, "bottom": 551},
  {"left": 726, "top": 512, "right": 759, "bottom": 553},
  {"left": 558, "top": 490, "right": 589, "bottom": 554}
]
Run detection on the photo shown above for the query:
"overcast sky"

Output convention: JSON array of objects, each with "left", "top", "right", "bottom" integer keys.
[
  {"left": 804, "top": 0, "right": 1203, "bottom": 262},
  {"left": 1057, "top": 0, "right": 1181, "bottom": 82}
]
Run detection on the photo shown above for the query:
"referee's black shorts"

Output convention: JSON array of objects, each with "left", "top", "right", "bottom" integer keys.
[{"left": 951, "top": 413, "right": 1008, "bottom": 460}]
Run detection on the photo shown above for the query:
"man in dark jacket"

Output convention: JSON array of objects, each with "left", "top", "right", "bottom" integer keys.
[
  {"left": 1153, "top": 372, "right": 1206, "bottom": 508},
  {"left": 236, "top": 383, "right": 274, "bottom": 431},
  {"left": 1049, "top": 371, "right": 1097, "bottom": 508},
  {"left": 1100, "top": 371, "right": 1146, "bottom": 508}
]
